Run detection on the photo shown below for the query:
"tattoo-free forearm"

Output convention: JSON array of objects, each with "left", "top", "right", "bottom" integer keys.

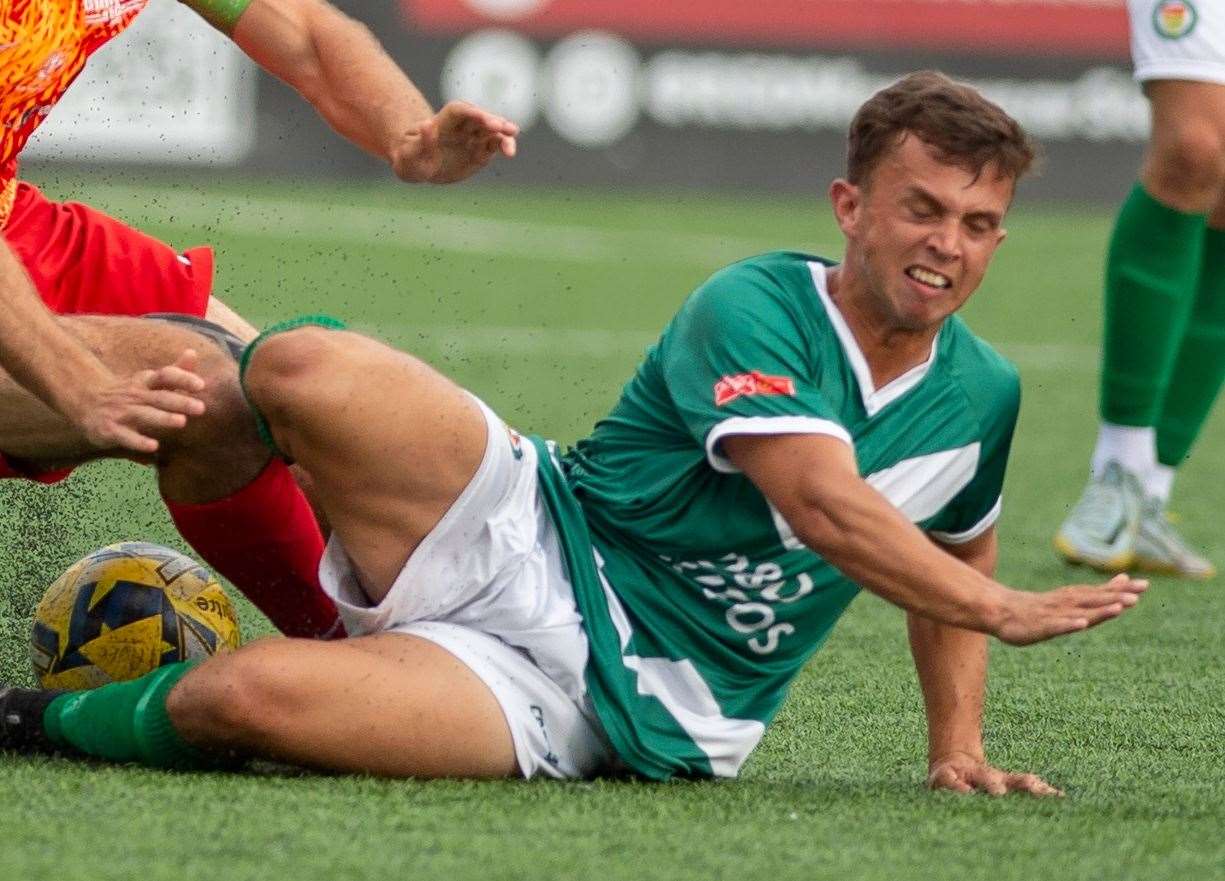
[
  {"left": 909, "top": 533, "right": 997, "bottom": 763},
  {"left": 230, "top": 0, "right": 433, "bottom": 162},
  {"left": 0, "top": 240, "right": 110, "bottom": 418},
  {"left": 726, "top": 433, "right": 1008, "bottom": 631},
  {"left": 908, "top": 613, "right": 988, "bottom": 763},
  {"left": 792, "top": 476, "right": 1006, "bottom": 630}
]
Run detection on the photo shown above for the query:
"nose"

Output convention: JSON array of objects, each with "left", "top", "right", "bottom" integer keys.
[{"left": 926, "top": 219, "right": 962, "bottom": 262}]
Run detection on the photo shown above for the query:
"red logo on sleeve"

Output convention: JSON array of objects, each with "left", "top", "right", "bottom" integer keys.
[{"left": 714, "top": 371, "right": 796, "bottom": 406}]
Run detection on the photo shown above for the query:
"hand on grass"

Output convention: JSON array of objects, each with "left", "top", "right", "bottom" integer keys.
[
  {"left": 928, "top": 752, "right": 1063, "bottom": 797},
  {"left": 73, "top": 350, "right": 206, "bottom": 455},
  {"left": 993, "top": 574, "right": 1148, "bottom": 646},
  {"left": 391, "top": 101, "right": 519, "bottom": 184}
]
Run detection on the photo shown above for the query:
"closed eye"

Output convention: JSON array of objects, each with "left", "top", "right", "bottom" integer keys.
[
  {"left": 905, "top": 197, "right": 942, "bottom": 221},
  {"left": 965, "top": 214, "right": 1000, "bottom": 236}
]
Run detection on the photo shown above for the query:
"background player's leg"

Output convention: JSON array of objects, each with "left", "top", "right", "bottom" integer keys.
[
  {"left": 166, "top": 633, "right": 517, "bottom": 777},
  {"left": 1098, "top": 80, "right": 1225, "bottom": 440},
  {"left": 1129, "top": 192, "right": 1225, "bottom": 579},
  {"left": 1155, "top": 193, "right": 1225, "bottom": 487},
  {"left": 243, "top": 327, "right": 490, "bottom": 599},
  {"left": 1057, "top": 80, "right": 1225, "bottom": 572}
]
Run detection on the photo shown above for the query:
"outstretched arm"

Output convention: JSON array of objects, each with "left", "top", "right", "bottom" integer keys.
[
  {"left": 184, "top": 0, "right": 518, "bottom": 182},
  {"left": 910, "top": 529, "right": 1061, "bottom": 797},
  {"left": 722, "top": 432, "right": 1146, "bottom": 644}
]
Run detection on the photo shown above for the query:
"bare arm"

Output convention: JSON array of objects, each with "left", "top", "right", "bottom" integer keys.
[
  {"left": 722, "top": 433, "right": 1146, "bottom": 644},
  {"left": 0, "top": 240, "right": 112, "bottom": 419},
  {"left": 196, "top": 0, "right": 518, "bottom": 182},
  {"left": 909, "top": 529, "right": 1060, "bottom": 796},
  {"left": 0, "top": 242, "right": 205, "bottom": 454},
  {"left": 909, "top": 529, "right": 995, "bottom": 769}
]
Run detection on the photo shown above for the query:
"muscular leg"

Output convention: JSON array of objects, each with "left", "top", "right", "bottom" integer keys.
[
  {"left": 1098, "top": 81, "right": 1225, "bottom": 435},
  {"left": 167, "top": 633, "right": 517, "bottom": 777},
  {"left": 1137, "top": 81, "right": 1225, "bottom": 485},
  {"left": 1059, "top": 81, "right": 1225, "bottom": 572},
  {"left": 201, "top": 297, "right": 332, "bottom": 532},
  {"left": 14, "top": 323, "right": 530, "bottom": 775},
  {"left": 0, "top": 314, "right": 344, "bottom": 636},
  {"left": 0, "top": 314, "right": 268, "bottom": 501},
  {"left": 243, "top": 327, "right": 488, "bottom": 599},
  {"left": 1140, "top": 81, "right": 1225, "bottom": 214}
]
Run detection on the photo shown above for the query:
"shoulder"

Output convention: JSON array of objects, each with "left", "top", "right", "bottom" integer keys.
[
  {"left": 698, "top": 251, "right": 829, "bottom": 297},
  {"left": 679, "top": 251, "right": 832, "bottom": 327},
  {"left": 940, "top": 317, "right": 1021, "bottom": 424}
]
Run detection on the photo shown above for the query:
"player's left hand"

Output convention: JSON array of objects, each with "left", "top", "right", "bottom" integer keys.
[
  {"left": 390, "top": 101, "right": 519, "bottom": 184},
  {"left": 927, "top": 751, "right": 1063, "bottom": 797}
]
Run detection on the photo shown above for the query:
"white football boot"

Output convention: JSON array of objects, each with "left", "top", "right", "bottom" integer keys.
[
  {"left": 1134, "top": 497, "right": 1217, "bottom": 580},
  {"left": 1054, "top": 461, "right": 1143, "bottom": 572}
]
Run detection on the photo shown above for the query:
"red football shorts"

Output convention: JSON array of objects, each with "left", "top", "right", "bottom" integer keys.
[
  {"left": 0, "top": 181, "right": 215, "bottom": 482},
  {"left": 5, "top": 181, "right": 213, "bottom": 316}
]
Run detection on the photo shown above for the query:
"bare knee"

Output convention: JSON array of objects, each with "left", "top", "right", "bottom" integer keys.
[
  {"left": 167, "top": 641, "right": 310, "bottom": 752},
  {"left": 242, "top": 327, "right": 341, "bottom": 424},
  {"left": 1144, "top": 119, "right": 1225, "bottom": 211},
  {"left": 171, "top": 345, "right": 255, "bottom": 448},
  {"left": 154, "top": 343, "right": 269, "bottom": 499}
]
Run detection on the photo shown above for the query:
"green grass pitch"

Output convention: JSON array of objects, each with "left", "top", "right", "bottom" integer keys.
[{"left": 1, "top": 171, "right": 1222, "bottom": 880}]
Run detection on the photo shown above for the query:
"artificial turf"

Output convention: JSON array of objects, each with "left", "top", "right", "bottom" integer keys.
[{"left": 0, "top": 172, "right": 1221, "bottom": 880}]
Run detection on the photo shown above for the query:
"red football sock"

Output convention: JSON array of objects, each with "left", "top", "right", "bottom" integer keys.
[{"left": 164, "top": 459, "right": 345, "bottom": 640}]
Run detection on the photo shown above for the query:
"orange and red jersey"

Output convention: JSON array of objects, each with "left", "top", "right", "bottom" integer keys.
[{"left": 0, "top": 0, "right": 148, "bottom": 225}]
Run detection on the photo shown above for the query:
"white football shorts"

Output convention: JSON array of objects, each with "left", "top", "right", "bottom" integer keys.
[
  {"left": 318, "top": 397, "right": 617, "bottom": 779},
  {"left": 1130, "top": 0, "right": 1225, "bottom": 85}
]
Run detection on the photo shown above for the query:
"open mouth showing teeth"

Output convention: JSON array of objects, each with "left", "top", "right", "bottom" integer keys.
[{"left": 906, "top": 266, "right": 951, "bottom": 289}]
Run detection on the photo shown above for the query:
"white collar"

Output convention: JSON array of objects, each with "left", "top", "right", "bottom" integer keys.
[{"left": 807, "top": 261, "right": 940, "bottom": 418}]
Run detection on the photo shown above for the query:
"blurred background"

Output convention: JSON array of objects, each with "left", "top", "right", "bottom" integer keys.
[{"left": 23, "top": 0, "right": 1143, "bottom": 202}]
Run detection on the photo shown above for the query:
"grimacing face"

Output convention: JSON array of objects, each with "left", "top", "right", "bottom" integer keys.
[{"left": 831, "top": 134, "right": 1013, "bottom": 334}]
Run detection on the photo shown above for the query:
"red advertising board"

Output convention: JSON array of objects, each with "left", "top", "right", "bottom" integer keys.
[{"left": 402, "top": 0, "right": 1130, "bottom": 58}]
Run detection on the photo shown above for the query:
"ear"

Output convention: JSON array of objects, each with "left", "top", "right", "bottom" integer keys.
[{"left": 829, "top": 179, "right": 861, "bottom": 238}]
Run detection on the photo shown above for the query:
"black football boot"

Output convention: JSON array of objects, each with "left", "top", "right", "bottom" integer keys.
[{"left": 0, "top": 686, "right": 64, "bottom": 754}]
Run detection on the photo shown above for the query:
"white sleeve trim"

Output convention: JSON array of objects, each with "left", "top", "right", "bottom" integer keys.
[
  {"left": 705, "top": 416, "right": 853, "bottom": 474},
  {"left": 928, "top": 495, "right": 1002, "bottom": 545}
]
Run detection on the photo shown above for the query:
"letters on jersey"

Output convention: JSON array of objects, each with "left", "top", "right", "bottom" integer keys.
[{"left": 0, "top": 0, "right": 148, "bottom": 223}]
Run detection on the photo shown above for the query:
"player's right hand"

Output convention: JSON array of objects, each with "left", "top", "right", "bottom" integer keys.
[
  {"left": 74, "top": 349, "right": 206, "bottom": 455},
  {"left": 992, "top": 573, "right": 1148, "bottom": 646},
  {"left": 390, "top": 101, "right": 519, "bottom": 184}
]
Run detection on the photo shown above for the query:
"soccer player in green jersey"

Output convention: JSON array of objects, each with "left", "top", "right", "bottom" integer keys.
[{"left": 0, "top": 73, "right": 1147, "bottom": 794}]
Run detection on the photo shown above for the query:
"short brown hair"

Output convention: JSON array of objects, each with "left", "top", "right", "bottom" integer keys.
[{"left": 846, "top": 71, "right": 1037, "bottom": 187}]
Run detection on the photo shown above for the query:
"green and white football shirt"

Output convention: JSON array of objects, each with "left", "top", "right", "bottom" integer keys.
[{"left": 531, "top": 251, "right": 1020, "bottom": 780}]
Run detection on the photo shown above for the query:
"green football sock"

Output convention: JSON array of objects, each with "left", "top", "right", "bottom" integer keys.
[
  {"left": 42, "top": 663, "right": 214, "bottom": 770},
  {"left": 1100, "top": 183, "right": 1206, "bottom": 426},
  {"left": 1156, "top": 226, "right": 1225, "bottom": 467}
]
